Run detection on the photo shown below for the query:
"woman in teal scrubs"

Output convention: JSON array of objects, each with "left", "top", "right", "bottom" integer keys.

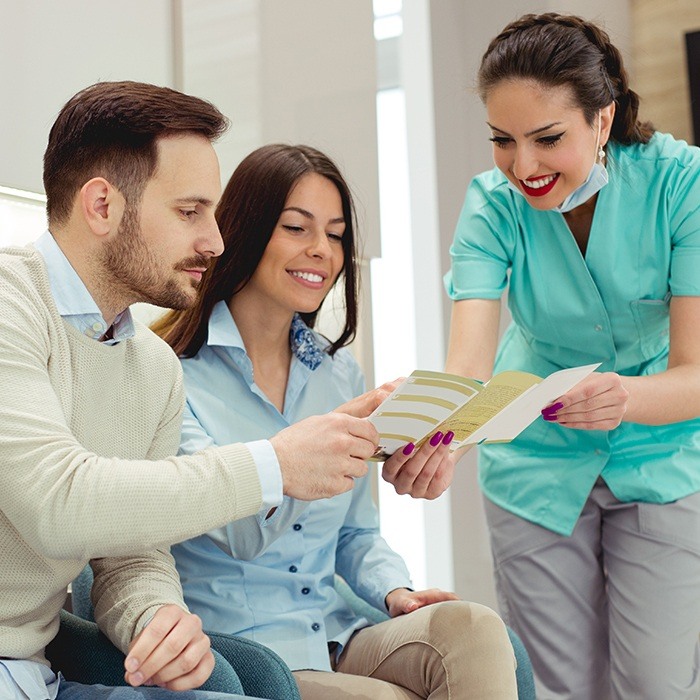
[{"left": 444, "top": 13, "right": 700, "bottom": 700}]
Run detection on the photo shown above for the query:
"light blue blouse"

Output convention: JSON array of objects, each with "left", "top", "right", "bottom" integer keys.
[
  {"left": 172, "top": 302, "right": 411, "bottom": 671},
  {"left": 445, "top": 132, "right": 700, "bottom": 536}
]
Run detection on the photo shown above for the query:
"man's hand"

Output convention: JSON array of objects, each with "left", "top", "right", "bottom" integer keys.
[
  {"left": 333, "top": 378, "right": 404, "bottom": 418},
  {"left": 270, "top": 412, "right": 378, "bottom": 500},
  {"left": 124, "top": 605, "right": 213, "bottom": 691},
  {"left": 385, "top": 587, "right": 460, "bottom": 617},
  {"left": 381, "top": 431, "right": 462, "bottom": 499}
]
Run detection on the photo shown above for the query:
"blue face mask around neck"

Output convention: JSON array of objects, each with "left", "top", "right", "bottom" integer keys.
[
  {"left": 550, "top": 159, "right": 608, "bottom": 213},
  {"left": 505, "top": 115, "right": 609, "bottom": 213}
]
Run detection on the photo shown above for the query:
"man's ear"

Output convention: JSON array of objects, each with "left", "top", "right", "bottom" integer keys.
[{"left": 79, "top": 178, "right": 125, "bottom": 237}]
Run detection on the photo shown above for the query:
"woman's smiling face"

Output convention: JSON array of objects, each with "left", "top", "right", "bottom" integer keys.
[
  {"left": 485, "top": 79, "right": 613, "bottom": 211},
  {"left": 241, "top": 172, "right": 345, "bottom": 317}
]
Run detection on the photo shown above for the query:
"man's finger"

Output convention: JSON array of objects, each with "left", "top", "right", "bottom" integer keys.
[
  {"left": 148, "top": 635, "right": 212, "bottom": 687},
  {"left": 126, "top": 609, "right": 202, "bottom": 687},
  {"left": 158, "top": 649, "right": 216, "bottom": 692},
  {"left": 126, "top": 607, "right": 182, "bottom": 680}
]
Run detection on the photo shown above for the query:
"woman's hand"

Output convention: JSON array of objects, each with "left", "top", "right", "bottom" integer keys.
[
  {"left": 385, "top": 587, "right": 460, "bottom": 617},
  {"left": 381, "top": 431, "right": 460, "bottom": 500},
  {"left": 541, "top": 371, "right": 629, "bottom": 430},
  {"left": 333, "top": 378, "right": 404, "bottom": 419}
]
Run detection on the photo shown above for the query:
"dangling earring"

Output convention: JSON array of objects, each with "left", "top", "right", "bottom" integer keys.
[{"left": 598, "top": 144, "right": 606, "bottom": 163}]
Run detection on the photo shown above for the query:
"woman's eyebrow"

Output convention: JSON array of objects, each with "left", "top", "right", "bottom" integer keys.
[
  {"left": 282, "top": 206, "right": 345, "bottom": 224},
  {"left": 486, "top": 121, "right": 563, "bottom": 137}
]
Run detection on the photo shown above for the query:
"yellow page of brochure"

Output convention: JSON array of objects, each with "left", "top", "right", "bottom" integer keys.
[{"left": 369, "top": 363, "right": 600, "bottom": 458}]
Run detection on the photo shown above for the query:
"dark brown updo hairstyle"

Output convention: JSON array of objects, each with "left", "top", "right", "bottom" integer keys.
[
  {"left": 478, "top": 13, "right": 654, "bottom": 145},
  {"left": 152, "top": 144, "right": 359, "bottom": 358}
]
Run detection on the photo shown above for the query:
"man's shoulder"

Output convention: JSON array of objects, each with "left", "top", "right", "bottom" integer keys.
[
  {"left": 130, "top": 320, "right": 179, "bottom": 360},
  {"left": 0, "top": 246, "right": 52, "bottom": 318},
  {"left": 0, "top": 246, "right": 45, "bottom": 286}
]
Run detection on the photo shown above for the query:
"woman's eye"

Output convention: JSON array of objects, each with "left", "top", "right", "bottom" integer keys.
[
  {"left": 327, "top": 233, "right": 344, "bottom": 242},
  {"left": 489, "top": 136, "right": 512, "bottom": 149},
  {"left": 283, "top": 225, "right": 304, "bottom": 233},
  {"left": 537, "top": 133, "right": 564, "bottom": 148},
  {"left": 180, "top": 210, "right": 197, "bottom": 219}
]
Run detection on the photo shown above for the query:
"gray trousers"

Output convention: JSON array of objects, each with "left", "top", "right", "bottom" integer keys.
[{"left": 484, "top": 479, "right": 700, "bottom": 700}]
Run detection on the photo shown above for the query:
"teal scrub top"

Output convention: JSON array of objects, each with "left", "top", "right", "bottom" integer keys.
[{"left": 444, "top": 132, "right": 700, "bottom": 535}]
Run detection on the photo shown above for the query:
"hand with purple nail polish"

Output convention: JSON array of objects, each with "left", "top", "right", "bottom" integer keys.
[
  {"left": 540, "top": 372, "right": 628, "bottom": 431},
  {"left": 381, "top": 430, "right": 457, "bottom": 500}
]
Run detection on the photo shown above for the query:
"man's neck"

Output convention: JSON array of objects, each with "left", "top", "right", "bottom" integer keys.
[{"left": 49, "top": 227, "right": 130, "bottom": 327}]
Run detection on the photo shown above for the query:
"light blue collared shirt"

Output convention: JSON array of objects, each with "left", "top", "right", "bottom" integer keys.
[
  {"left": 34, "top": 231, "right": 135, "bottom": 343},
  {"left": 172, "top": 302, "right": 412, "bottom": 671}
]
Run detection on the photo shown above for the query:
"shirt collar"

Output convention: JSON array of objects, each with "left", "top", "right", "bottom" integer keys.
[
  {"left": 33, "top": 230, "right": 135, "bottom": 342},
  {"left": 207, "top": 301, "right": 325, "bottom": 370}
]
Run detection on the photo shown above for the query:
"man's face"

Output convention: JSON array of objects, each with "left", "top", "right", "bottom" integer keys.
[{"left": 102, "top": 134, "right": 223, "bottom": 310}]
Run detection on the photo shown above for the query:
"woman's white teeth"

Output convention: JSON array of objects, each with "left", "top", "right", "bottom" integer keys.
[
  {"left": 291, "top": 271, "right": 323, "bottom": 283},
  {"left": 524, "top": 174, "right": 557, "bottom": 189}
]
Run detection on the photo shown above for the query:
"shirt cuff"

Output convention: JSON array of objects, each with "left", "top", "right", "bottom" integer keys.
[{"left": 246, "top": 439, "right": 283, "bottom": 510}]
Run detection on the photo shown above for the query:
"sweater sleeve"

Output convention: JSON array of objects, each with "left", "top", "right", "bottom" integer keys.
[
  {"left": 91, "top": 550, "right": 188, "bottom": 653},
  {"left": 90, "top": 373, "right": 191, "bottom": 652},
  {"left": 0, "top": 262, "right": 263, "bottom": 561}
]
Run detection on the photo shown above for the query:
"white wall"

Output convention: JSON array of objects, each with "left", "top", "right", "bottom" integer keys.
[
  {"left": 0, "top": 0, "right": 174, "bottom": 194},
  {"left": 178, "top": 0, "right": 380, "bottom": 377}
]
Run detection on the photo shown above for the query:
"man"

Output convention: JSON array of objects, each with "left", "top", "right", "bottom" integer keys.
[{"left": 0, "top": 80, "right": 436, "bottom": 699}]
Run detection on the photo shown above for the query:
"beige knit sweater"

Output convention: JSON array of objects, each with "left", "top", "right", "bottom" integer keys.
[{"left": 0, "top": 247, "right": 263, "bottom": 665}]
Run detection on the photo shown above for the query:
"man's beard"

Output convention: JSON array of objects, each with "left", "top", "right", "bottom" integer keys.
[{"left": 101, "top": 204, "right": 208, "bottom": 311}]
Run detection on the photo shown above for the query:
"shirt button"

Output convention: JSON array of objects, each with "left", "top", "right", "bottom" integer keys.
[
  {"left": 289, "top": 565, "right": 298, "bottom": 573},
  {"left": 311, "top": 623, "right": 321, "bottom": 631},
  {"left": 293, "top": 524, "right": 302, "bottom": 531},
  {"left": 92, "top": 322, "right": 103, "bottom": 331},
  {"left": 301, "top": 587, "right": 311, "bottom": 595},
  {"left": 594, "top": 324, "right": 603, "bottom": 331}
]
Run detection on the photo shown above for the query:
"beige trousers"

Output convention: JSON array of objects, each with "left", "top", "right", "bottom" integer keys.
[{"left": 293, "top": 600, "right": 518, "bottom": 699}]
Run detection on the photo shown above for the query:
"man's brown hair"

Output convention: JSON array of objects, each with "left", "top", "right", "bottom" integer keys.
[{"left": 43, "top": 80, "right": 228, "bottom": 225}]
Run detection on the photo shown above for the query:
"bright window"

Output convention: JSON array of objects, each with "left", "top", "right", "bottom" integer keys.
[{"left": 0, "top": 186, "right": 47, "bottom": 247}]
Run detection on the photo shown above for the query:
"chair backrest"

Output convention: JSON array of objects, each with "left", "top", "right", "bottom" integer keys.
[{"left": 71, "top": 565, "right": 96, "bottom": 621}]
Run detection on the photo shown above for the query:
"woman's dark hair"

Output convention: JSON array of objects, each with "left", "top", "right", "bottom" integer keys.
[
  {"left": 152, "top": 144, "right": 359, "bottom": 358},
  {"left": 478, "top": 13, "right": 654, "bottom": 144},
  {"left": 44, "top": 80, "right": 228, "bottom": 225}
]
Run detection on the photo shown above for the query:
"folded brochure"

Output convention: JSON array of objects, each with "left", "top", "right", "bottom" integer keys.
[{"left": 368, "top": 363, "right": 600, "bottom": 459}]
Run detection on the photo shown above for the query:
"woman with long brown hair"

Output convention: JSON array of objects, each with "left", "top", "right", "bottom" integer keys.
[{"left": 155, "top": 144, "right": 518, "bottom": 699}]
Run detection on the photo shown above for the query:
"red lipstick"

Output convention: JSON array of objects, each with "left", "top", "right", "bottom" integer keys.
[{"left": 519, "top": 173, "right": 559, "bottom": 197}]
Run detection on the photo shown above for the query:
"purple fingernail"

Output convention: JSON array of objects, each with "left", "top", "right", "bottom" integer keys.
[
  {"left": 402, "top": 442, "right": 415, "bottom": 456},
  {"left": 442, "top": 431, "right": 454, "bottom": 445},
  {"left": 542, "top": 413, "right": 558, "bottom": 422},
  {"left": 430, "top": 432, "right": 444, "bottom": 447},
  {"left": 541, "top": 402, "right": 563, "bottom": 416}
]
